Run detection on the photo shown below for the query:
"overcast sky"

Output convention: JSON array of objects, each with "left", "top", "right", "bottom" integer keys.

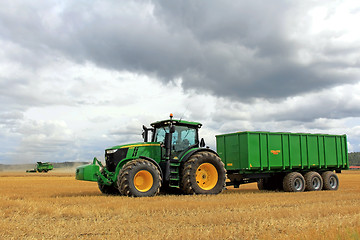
[{"left": 1, "top": 0, "right": 360, "bottom": 164}]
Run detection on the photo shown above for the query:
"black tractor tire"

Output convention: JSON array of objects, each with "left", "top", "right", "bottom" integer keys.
[
  {"left": 181, "top": 151, "right": 226, "bottom": 195},
  {"left": 117, "top": 159, "right": 162, "bottom": 197},
  {"left": 98, "top": 169, "right": 120, "bottom": 195},
  {"left": 98, "top": 182, "right": 120, "bottom": 195},
  {"left": 283, "top": 172, "right": 305, "bottom": 192},
  {"left": 321, "top": 171, "right": 339, "bottom": 191},
  {"left": 304, "top": 171, "right": 323, "bottom": 191}
]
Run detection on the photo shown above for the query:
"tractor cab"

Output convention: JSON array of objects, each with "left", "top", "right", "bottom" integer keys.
[{"left": 142, "top": 114, "right": 204, "bottom": 158}]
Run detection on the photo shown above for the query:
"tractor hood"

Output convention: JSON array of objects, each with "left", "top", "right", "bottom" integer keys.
[
  {"left": 104, "top": 142, "right": 162, "bottom": 172},
  {"left": 105, "top": 142, "right": 161, "bottom": 154}
]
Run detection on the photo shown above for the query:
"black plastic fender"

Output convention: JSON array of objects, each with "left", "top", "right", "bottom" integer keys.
[{"left": 180, "top": 148, "right": 220, "bottom": 163}]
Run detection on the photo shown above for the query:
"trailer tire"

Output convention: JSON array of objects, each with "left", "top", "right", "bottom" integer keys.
[
  {"left": 321, "top": 171, "right": 339, "bottom": 191},
  {"left": 304, "top": 171, "right": 323, "bottom": 191},
  {"left": 117, "top": 159, "right": 162, "bottom": 197},
  {"left": 283, "top": 172, "right": 305, "bottom": 192},
  {"left": 181, "top": 151, "right": 226, "bottom": 195}
]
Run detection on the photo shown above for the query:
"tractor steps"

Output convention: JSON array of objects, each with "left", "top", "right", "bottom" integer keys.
[{"left": 169, "top": 159, "right": 181, "bottom": 188}]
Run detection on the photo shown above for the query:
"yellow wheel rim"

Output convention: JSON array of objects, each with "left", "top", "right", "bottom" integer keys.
[
  {"left": 196, "top": 163, "right": 218, "bottom": 190},
  {"left": 134, "top": 170, "right": 153, "bottom": 192}
]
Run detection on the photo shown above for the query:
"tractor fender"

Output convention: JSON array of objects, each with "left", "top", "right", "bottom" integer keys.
[
  {"left": 180, "top": 148, "right": 219, "bottom": 163},
  {"left": 139, "top": 156, "right": 164, "bottom": 180}
]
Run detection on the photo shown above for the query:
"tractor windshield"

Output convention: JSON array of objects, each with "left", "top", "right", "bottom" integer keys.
[{"left": 154, "top": 125, "right": 198, "bottom": 152}]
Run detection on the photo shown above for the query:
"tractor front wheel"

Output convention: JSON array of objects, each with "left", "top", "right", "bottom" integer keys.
[
  {"left": 98, "top": 182, "right": 120, "bottom": 195},
  {"left": 117, "top": 159, "right": 162, "bottom": 197},
  {"left": 181, "top": 151, "right": 226, "bottom": 195}
]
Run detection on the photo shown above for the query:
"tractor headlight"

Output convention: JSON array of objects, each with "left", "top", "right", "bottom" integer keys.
[{"left": 106, "top": 149, "right": 118, "bottom": 154}]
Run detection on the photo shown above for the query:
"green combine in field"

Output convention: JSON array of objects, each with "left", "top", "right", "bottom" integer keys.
[{"left": 26, "top": 162, "right": 54, "bottom": 173}]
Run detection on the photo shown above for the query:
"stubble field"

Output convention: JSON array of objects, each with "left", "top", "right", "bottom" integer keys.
[{"left": 0, "top": 170, "right": 360, "bottom": 240}]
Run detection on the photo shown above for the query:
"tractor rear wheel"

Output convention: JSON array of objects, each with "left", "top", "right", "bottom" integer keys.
[
  {"left": 117, "top": 159, "right": 162, "bottom": 197},
  {"left": 321, "top": 171, "right": 339, "bottom": 191},
  {"left": 304, "top": 171, "right": 323, "bottom": 191},
  {"left": 181, "top": 151, "right": 226, "bottom": 195}
]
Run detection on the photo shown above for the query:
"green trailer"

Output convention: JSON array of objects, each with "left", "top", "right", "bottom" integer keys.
[
  {"left": 217, "top": 131, "right": 348, "bottom": 192},
  {"left": 76, "top": 115, "right": 349, "bottom": 196}
]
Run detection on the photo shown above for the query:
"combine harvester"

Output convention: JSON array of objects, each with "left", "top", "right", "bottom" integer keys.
[
  {"left": 26, "top": 162, "right": 54, "bottom": 173},
  {"left": 76, "top": 114, "right": 348, "bottom": 197}
]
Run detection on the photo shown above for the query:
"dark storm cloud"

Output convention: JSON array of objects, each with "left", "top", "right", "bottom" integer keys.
[{"left": 1, "top": 0, "right": 359, "bottom": 102}]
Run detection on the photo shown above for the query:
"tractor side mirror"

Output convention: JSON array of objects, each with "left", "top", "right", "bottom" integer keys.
[
  {"left": 200, "top": 138, "right": 205, "bottom": 148},
  {"left": 142, "top": 131, "right": 145, "bottom": 139},
  {"left": 142, "top": 125, "right": 148, "bottom": 142}
]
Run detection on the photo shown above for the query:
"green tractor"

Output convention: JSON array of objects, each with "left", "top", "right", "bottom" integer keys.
[{"left": 76, "top": 114, "right": 226, "bottom": 197}]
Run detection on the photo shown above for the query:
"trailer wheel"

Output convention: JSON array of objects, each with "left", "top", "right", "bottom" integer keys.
[
  {"left": 181, "top": 151, "right": 226, "bottom": 195},
  {"left": 117, "top": 159, "right": 162, "bottom": 197},
  {"left": 283, "top": 172, "right": 305, "bottom": 192},
  {"left": 321, "top": 171, "right": 339, "bottom": 191},
  {"left": 304, "top": 171, "right": 323, "bottom": 191},
  {"left": 98, "top": 170, "right": 120, "bottom": 195}
]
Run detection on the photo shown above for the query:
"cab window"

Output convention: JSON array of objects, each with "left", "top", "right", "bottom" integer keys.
[
  {"left": 172, "top": 126, "right": 197, "bottom": 152},
  {"left": 154, "top": 127, "right": 169, "bottom": 143},
  {"left": 153, "top": 125, "right": 198, "bottom": 152}
]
